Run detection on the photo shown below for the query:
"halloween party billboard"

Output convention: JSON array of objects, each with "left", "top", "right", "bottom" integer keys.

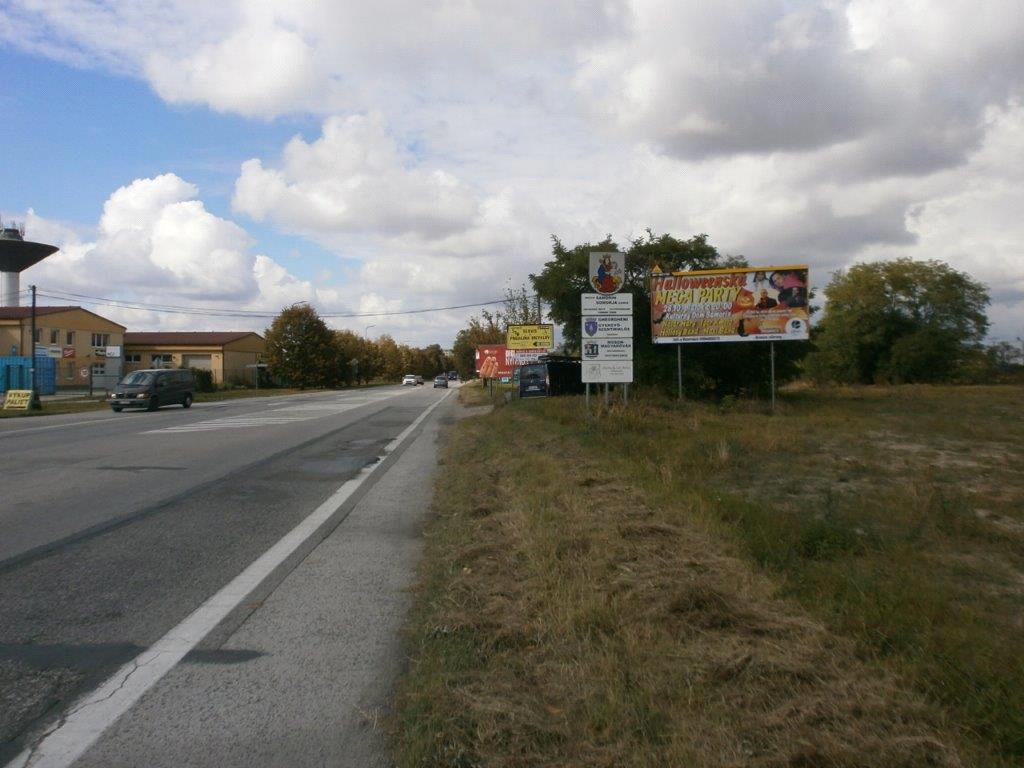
[{"left": 651, "top": 266, "right": 810, "bottom": 344}]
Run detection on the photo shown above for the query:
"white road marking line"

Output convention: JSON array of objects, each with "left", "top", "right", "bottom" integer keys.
[
  {"left": 9, "top": 389, "right": 452, "bottom": 768},
  {"left": 141, "top": 397, "right": 392, "bottom": 434}
]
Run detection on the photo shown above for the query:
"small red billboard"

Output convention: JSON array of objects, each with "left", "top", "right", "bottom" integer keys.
[
  {"left": 475, "top": 345, "right": 545, "bottom": 379},
  {"left": 475, "top": 345, "right": 511, "bottom": 379}
]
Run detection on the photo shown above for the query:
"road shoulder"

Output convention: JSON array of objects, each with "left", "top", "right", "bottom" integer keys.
[{"left": 65, "top": 391, "right": 458, "bottom": 768}]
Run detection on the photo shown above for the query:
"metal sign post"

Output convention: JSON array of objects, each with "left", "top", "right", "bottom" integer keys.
[
  {"left": 677, "top": 345, "right": 683, "bottom": 401},
  {"left": 245, "top": 362, "right": 269, "bottom": 392},
  {"left": 29, "top": 284, "right": 40, "bottom": 410},
  {"left": 770, "top": 342, "right": 776, "bottom": 413}
]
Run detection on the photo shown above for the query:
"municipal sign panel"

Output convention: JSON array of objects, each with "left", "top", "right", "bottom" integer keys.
[
  {"left": 581, "top": 361, "right": 633, "bottom": 383},
  {"left": 581, "top": 315, "right": 632, "bottom": 339},
  {"left": 589, "top": 252, "right": 625, "bottom": 294},
  {"left": 506, "top": 324, "right": 554, "bottom": 350},
  {"left": 582, "top": 293, "right": 633, "bottom": 315},
  {"left": 582, "top": 338, "right": 633, "bottom": 361}
]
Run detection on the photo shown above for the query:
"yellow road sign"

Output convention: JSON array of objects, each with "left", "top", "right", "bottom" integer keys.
[{"left": 506, "top": 324, "right": 554, "bottom": 350}]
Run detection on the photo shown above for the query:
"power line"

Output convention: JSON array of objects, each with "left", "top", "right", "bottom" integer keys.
[{"left": 32, "top": 287, "right": 534, "bottom": 320}]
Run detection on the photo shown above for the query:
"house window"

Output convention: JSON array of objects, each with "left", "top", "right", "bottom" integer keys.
[
  {"left": 91, "top": 363, "right": 106, "bottom": 375},
  {"left": 151, "top": 354, "right": 173, "bottom": 367},
  {"left": 49, "top": 329, "right": 59, "bottom": 344},
  {"left": 34, "top": 328, "right": 42, "bottom": 343},
  {"left": 64, "top": 362, "right": 74, "bottom": 380},
  {"left": 124, "top": 354, "right": 141, "bottom": 364},
  {"left": 91, "top": 333, "right": 110, "bottom": 347},
  {"left": 66, "top": 330, "right": 75, "bottom": 345}
]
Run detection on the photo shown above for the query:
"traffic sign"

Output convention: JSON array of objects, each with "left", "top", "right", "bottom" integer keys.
[{"left": 506, "top": 324, "right": 554, "bottom": 350}]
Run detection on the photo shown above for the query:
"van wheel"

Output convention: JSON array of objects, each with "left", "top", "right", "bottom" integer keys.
[
  {"left": 182, "top": 394, "right": 193, "bottom": 409},
  {"left": 111, "top": 406, "right": 123, "bottom": 413},
  {"left": 147, "top": 397, "right": 159, "bottom": 412}
]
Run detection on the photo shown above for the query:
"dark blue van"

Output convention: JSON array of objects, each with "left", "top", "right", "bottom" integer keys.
[{"left": 514, "top": 358, "right": 584, "bottom": 398}]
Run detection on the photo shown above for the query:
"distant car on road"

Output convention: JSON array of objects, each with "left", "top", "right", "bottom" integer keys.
[
  {"left": 109, "top": 369, "right": 195, "bottom": 412},
  {"left": 433, "top": 375, "right": 448, "bottom": 388},
  {"left": 402, "top": 374, "right": 417, "bottom": 386},
  {"left": 447, "top": 371, "right": 459, "bottom": 381}
]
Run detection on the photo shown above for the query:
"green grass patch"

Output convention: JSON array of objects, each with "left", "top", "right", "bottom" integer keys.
[{"left": 394, "top": 385, "right": 1024, "bottom": 767}]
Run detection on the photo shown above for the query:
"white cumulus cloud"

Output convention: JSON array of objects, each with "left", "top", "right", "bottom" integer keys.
[{"left": 233, "top": 114, "right": 481, "bottom": 240}]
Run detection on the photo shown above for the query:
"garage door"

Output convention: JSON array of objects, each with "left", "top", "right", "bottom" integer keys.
[{"left": 182, "top": 354, "right": 212, "bottom": 371}]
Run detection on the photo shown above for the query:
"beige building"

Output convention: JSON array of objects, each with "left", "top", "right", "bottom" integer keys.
[
  {"left": 0, "top": 306, "right": 126, "bottom": 387},
  {"left": 123, "top": 331, "right": 265, "bottom": 385}
]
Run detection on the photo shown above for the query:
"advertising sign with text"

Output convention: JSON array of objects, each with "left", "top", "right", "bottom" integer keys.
[
  {"left": 506, "top": 324, "right": 554, "bottom": 350},
  {"left": 651, "top": 265, "right": 810, "bottom": 343},
  {"left": 475, "top": 345, "right": 545, "bottom": 378}
]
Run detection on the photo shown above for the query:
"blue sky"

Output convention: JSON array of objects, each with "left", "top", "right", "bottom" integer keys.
[
  {"left": 1, "top": 1, "right": 1022, "bottom": 345},
  {"left": 0, "top": 47, "right": 347, "bottom": 284}
]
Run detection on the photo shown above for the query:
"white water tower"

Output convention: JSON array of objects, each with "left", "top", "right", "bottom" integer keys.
[{"left": 0, "top": 221, "right": 59, "bottom": 306}]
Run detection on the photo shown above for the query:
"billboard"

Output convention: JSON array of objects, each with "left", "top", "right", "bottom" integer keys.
[
  {"left": 651, "top": 266, "right": 810, "bottom": 344},
  {"left": 506, "top": 324, "right": 554, "bottom": 350},
  {"left": 475, "top": 345, "right": 545, "bottom": 378}
]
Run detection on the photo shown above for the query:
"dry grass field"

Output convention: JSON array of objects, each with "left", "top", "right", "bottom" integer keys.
[{"left": 393, "top": 384, "right": 1023, "bottom": 767}]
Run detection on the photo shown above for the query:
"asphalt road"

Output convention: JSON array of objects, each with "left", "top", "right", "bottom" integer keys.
[{"left": 0, "top": 384, "right": 454, "bottom": 765}]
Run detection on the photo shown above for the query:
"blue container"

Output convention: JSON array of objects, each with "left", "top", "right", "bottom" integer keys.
[{"left": 0, "top": 356, "right": 57, "bottom": 395}]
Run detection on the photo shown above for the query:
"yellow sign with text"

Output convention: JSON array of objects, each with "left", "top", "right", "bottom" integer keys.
[
  {"left": 3, "top": 389, "right": 33, "bottom": 410},
  {"left": 506, "top": 324, "right": 554, "bottom": 350}
]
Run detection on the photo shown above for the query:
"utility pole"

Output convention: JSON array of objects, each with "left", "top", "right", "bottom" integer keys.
[{"left": 29, "top": 284, "right": 40, "bottom": 410}]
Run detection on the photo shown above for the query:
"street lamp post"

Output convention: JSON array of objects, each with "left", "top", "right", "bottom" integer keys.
[{"left": 364, "top": 324, "right": 376, "bottom": 338}]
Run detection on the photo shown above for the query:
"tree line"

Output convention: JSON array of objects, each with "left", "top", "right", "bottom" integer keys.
[{"left": 263, "top": 304, "right": 453, "bottom": 389}]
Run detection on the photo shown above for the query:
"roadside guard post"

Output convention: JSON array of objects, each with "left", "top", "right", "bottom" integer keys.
[
  {"left": 582, "top": 252, "right": 634, "bottom": 411},
  {"left": 3, "top": 389, "right": 33, "bottom": 410}
]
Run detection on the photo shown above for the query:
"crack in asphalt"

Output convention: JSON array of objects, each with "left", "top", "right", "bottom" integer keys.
[{"left": 17, "top": 654, "right": 157, "bottom": 767}]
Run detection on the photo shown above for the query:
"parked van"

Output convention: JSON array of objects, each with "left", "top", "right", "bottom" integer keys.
[
  {"left": 514, "top": 358, "right": 585, "bottom": 398},
  {"left": 109, "top": 369, "right": 195, "bottom": 412}
]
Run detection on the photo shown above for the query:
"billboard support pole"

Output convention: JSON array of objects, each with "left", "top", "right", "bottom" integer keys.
[
  {"left": 624, "top": 383, "right": 628, "bottom": 406},
  {"left": 585, "top": 383, "right": 590, "bottom": 413},
  {"left": 604, "top": 382, "right": 609, "bottom": 407},
  {"left": 676, "top": 345, "right": 683, "bottom": 401},
  {"left": 770, "top": 342, "right": 776, "bottom": 413}
]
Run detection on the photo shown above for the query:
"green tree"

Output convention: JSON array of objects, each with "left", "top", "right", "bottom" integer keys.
[
  {"left": 265, "top": 304, "right": 343, "bottom": 389},
  {"left": 376, "top": 335, "right": 407, "bottom": 381},
  {"left": 502, "top": 284, "right": 542, "bottom": 326},
  {"left": 451, "top": 311, "right": 504, "bottom": 379},
  {"left": 807, "top": 258, "right": 989, "bottom": 384},
  {"left": 335, "top": 329, "right": 383, "bottom": 385}
]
